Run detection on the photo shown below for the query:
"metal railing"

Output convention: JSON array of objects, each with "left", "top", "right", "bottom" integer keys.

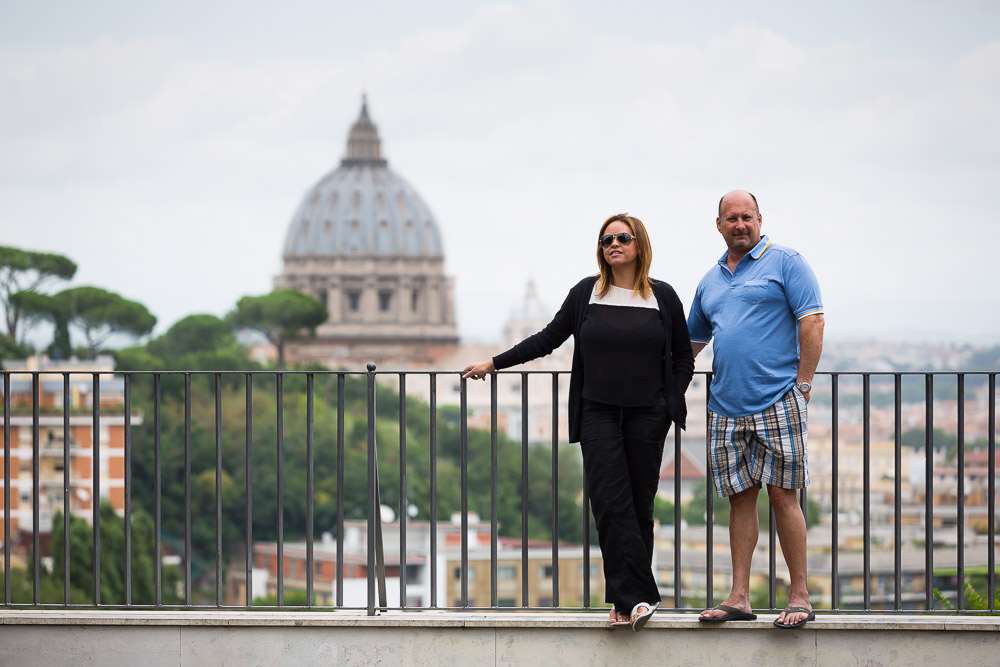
[{"left": 0, "top": 368, "right": 996, "bottom": 615}]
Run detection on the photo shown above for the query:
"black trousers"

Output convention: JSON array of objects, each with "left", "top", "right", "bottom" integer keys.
[{"left": 580, "top": 399, "right": 669, "bottom": 613}]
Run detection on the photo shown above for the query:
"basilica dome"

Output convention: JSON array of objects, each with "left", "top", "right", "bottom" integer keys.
[
  {"left": 282, "top": 98, "right": 443, "bottom": 258},
  {"left": 274, "top": 96, "right": 458, "bottom": 369}
]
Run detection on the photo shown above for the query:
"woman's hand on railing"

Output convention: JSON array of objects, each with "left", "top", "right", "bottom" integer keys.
[{"left": 462, "top": 359, "right": 496, "bottom": 381}]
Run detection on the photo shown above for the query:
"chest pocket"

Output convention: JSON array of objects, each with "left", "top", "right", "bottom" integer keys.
[{"left": 741, "top": 279, "right": 769, "bottom": 305}]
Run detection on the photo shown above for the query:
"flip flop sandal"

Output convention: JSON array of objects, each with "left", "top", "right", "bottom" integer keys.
[
  {"left": 630, "top": 602, "right": 658, "bottom": 632},
  {"left": 609, "top": 609, "right": 629, "bottom": 627},
  {"left": 773, "top": 606, "right": 815, "bottom": 629},
  {"left": 698, "top": 603, "right": 757, "bottom": 622}
]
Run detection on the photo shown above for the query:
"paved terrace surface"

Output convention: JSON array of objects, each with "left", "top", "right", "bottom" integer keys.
[{"left": 3, "top": 610, "right": 999, "bottom": 666}]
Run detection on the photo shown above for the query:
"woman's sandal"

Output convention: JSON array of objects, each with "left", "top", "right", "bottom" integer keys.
[{"left": 629, "top": 601, "right": 658, "bottom": 632}]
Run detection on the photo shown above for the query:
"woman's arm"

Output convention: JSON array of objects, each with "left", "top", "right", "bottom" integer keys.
[{"left": 462, "top": 279, "right": 587, "bottom": 380}]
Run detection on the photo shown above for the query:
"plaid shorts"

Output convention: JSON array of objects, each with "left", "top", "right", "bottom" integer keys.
[{"left": 708, "top": 387, "right": 810, "bottom": 498}]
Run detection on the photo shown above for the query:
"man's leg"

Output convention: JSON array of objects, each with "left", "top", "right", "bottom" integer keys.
[
  {"left": 768, "top": 486, "right": 811, "bottom": 625},
  {"left": 699, "top": 484, "right": 760, "bottom": 618}
]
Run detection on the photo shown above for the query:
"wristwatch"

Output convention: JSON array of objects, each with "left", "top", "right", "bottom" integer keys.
[{"left": 795, "top": 381, "right": 812, "bottom": 394}]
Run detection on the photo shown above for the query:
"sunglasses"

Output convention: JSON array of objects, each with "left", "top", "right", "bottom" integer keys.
[{"left": 599, "top": 232, "right": 635, "bottom": 249}]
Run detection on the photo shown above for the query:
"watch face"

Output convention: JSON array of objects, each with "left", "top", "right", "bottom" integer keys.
[{"left": 797, "top": 382, "right": 811, "bottom": 393}]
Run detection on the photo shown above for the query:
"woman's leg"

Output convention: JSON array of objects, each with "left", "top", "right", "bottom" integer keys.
[
  {"left": 622, "top": 406, "right": 670, "bottom": 564},
  {"left": 580, "top": 401, "right": 662, "bottom": 614}
]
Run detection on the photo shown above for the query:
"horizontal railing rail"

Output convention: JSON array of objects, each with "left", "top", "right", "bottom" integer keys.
[{"left": 0, "top": 368, "right": 996, "bottom": 616}]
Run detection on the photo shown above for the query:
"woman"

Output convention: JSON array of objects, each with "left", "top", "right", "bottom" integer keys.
[{"left": 463, "top": 213, "right": 694, "bottom": 631}]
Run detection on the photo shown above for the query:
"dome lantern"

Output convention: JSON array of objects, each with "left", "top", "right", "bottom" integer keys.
[{"left": 342, "top": 94, "right": 387, "bottom": 167}]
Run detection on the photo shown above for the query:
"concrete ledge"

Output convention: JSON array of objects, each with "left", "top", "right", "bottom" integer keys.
[
  {"left": 3, "top": 611, "right": 998, "bottom": 666},
  {"left": 3, "top": 609, "right": 999, "bottom": 631}
]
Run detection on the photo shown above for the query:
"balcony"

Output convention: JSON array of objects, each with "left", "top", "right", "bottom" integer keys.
[{"left": 1, "top": 368, "right": 997, "bottom": 665}]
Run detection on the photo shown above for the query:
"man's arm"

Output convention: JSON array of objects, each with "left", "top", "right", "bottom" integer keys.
[
  {"left": 796, "top": 313, "right": 825, "bottom": 402},
  {"left": 691, "top": 341, "right": 708, "bottom": 358}
]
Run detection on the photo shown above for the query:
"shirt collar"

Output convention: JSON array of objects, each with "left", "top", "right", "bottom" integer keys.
[
  {"left": 716, "top": 235, "right": 772, "bottom": 267},
  {"left": 749, "top": 235, "right": 772, "bottom": 259}
]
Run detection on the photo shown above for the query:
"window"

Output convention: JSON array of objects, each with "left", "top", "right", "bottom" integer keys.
[
  {"left": 411, "top": 290, "right": 419, "bottom": 312},
  {"left": 453, "top": 567, "right": 462, "bottom": 580},
  {"left": 498, "top": 598, "right": 516, "bottom": 607},
  {"left": 498, "top": 566, "right": 517, "bottom": 580},
  {"left": 378, "top": 290, "right": 392, "bottom": 312},
  {"left": 538, "top": 564, "right": 553, "bottom": 579},
  {"left": 347, "top": 291, "right": 361, "bottom": 311},
  {"left": 317, "top": 289, "right": 327, "bottom": 306}
]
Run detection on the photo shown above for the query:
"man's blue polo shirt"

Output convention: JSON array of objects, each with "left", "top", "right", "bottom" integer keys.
[{"left": 687, "top": 235, "right": 823, "bottom": 418}]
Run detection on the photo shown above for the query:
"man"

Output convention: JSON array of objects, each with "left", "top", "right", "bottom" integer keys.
[{"left": 687, "top": 190, "right": 824, "bottom": 629}]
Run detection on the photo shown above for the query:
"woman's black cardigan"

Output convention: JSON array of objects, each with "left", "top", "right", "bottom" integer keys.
[{"left": 492, "top": 276, "right": 696, "bottom": 443}]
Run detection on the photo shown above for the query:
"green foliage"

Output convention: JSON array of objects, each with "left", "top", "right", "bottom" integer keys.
[
  {"left": 122, "top": 372, "right": 590, "bottom": 592},
  {"left": 227, "top": 289, "right": 328, "bottom": 369},
  {"left": 933, "top": 580, "right": 999, "bottom": 613},
  {"left": 652, "top": 495, "right": 675, "bottom": 526},
  {"left": 54, "top": 286, "right": 157, "bottom": 358},
  {"left": 0, "top": 503, "right": 181, "bottom": 605},
  {"left": 900, "top": 427, "right": 955, "bottom": 452},
  {"left": 0, "top": 331, "right": 29, "bottom": 363},
  {"left": 115, "top": 314, "right": 259, "bottom": 372},
  {"left": 252, "top": 590, "right": 310, "bottom": 607},
  {"left": 0, "top": 245, "right": 76, "bottom": 341},
  {"left": 48, "top": 503, "right": 182, "bottom": 605}
]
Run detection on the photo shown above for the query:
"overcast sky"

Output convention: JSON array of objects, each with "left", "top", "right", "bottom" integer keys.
[{"left": 2, "top": 0, "right": 998, "bottom": 351}]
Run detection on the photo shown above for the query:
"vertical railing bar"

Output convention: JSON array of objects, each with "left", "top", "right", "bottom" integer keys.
[
  {"left": 214, "top": 373, "right": 223, "bottom": 607},
  {"left": 957, "top": 373, "right": 965, "bottom": 611},
  {"left": 398, "top": 373, "right": 407, "bottom": 610},
  {"left": 124, "top": 374, "right": 132, "bottom": 606},
  {"left": 63, "top": 373, "right": 70, "bottom": 605},
  {"left": 3, "top": 372, "right": 10, "bottom": 605},
  {"left": 582, "top": 464, "right": 591, "bottom": 609},
  {"left": 429, "top": 374, "right": 437, "bottom": 609},
  {"left": 93, "top": 372, "right": 102, "bottom": 606},
  {"left": 925, "top": 374, "right": 934, "bottom": 610},
  {"left": 365, "top": 363, "right": 376, "bottom": 615},
  {"left": 705, "top": 373, "right": 714, "bottom": 610},
  {"left": 276, "top": 372, "right": 284, "bottom": 607},
  {"left": 988, "top": 373, "right": 996, "bottom": 613},
  {"left": 863, "top": 374, "right": 871, "bottom": 610},
  {"left": 306, "top": 373, "right": 315, "bottom": 607},
  {"left": 460, "top": 374, "right": 469, "bottom": 608},
  {"left": 154, "top": 374, "right": 162, "bottom": 606},
  {"left": 32, "top": 372, "right": 40, "bottom": 605},
  {"left": 336, "top": 374, "right": 345, "bottom": 607},
  {"left": 768, "top": 503, "right": 776, "bottom": 610},
  {"left": 673, "top": 425, "right": 682, "bottom": 609},
  {"left": 550, "top": 373, "right": 559, "bottom": 609},
  {"left": 894, "top": 373, "right": 902, "bottom": 610},
  {"left": 183, "top": 373, "right": 191, "bottom": 606},
  {"left": 520, "top": 373, "right": 529, "bottom": 608},
  {"left": 831, "top": 373, "right": 840, "bottom": 609},
  {"left": 244, "top": 374, "right": 253, "bottom": 607},
  {"left": 490, "top": 372, "right": 498, "bottom": 608}
]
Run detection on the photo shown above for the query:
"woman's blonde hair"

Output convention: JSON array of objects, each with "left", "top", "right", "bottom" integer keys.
[{"left": 595, "top": 213, "right": 654, "bottom": 299}]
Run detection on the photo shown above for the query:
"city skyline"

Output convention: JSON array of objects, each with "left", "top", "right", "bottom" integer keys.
[{"left": 2, "top": 1, "right": 999, "bottom": 351}]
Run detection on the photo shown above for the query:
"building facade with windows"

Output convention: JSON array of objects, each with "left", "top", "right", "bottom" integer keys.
[{"left": 0, "top": 355, "right": 140, "bottom": 549}]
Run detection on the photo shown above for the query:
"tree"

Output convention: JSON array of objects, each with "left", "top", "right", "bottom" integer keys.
[
  {"left": 0, "top": 245, "right": 76, "bottom": 341},
  {"left": 48, "top": 286, "right": 157, "bottom": 358},
  {"left": 0, "top": 332, "right": 29, "bottom": 363},
  {"left": 227, "top": 289, "right": 328, "bottom": 369},
  {"left": 9, "top": 289, "right": 70, "bottom": 358}
]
